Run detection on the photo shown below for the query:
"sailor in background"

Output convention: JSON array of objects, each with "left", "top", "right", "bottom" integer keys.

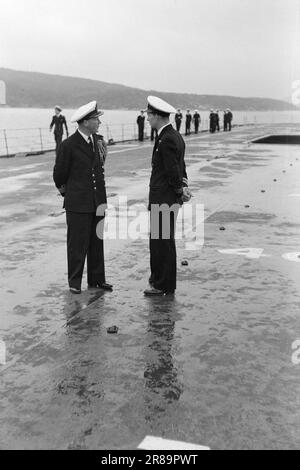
[
  {"left": 223, "top": 110, "right": 228, "bottom": 131},
  {"left": 151, "top": 127, "right": 158, "bottom": 141},
  {"left": 175, "top": 109, "right": 183, "bottom": 132},
  {"left": 216, "top": 109, "right": 220, "bottom": 132},
  {"left": 145, "top": 95, "right": 192, "bottom": 296},
  {"left": 227, "top": 108, "right": 233, "bottom": 131},
  {"left": 53, "top": 101, "right": 112, "bottom": 294},
  {"left": 50, "top": 106, "right": 69, "bottom": 153},
  {"left": 193, "top": 110, "right": 201, "bottom": 134},
  {"left": 209, "top": 109, "right": 217, "bottom": 133},
  {"left": 137, "top": 110, "right": 145, "bottom": 141},
  {"left": 185, "top": 110, "right": 192, "bottom": 136}
]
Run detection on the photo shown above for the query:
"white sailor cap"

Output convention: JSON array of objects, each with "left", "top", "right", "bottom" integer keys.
[
  {"left": 55, "top": 105, "right": 62, "bottom": 112},
  {"left": 71, "top": 100, "right": 104, "bottom": 123},
  {"left": 147, "top": 95, "right": 176, "bottom": 116}
]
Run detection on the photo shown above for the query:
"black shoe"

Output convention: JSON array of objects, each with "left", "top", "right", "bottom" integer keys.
[
  {"left": 144, "top": 287, "right": 164, "bottom": 296},
  {"left": 88, "top": 282, "right": 113, "bottom": 291},
  {"left": 69, "top": 287, "right": 81, "bottom": 294}
]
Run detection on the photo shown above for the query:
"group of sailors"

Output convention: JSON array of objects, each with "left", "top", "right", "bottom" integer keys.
[
  {"left": 50, "top": 105, "right": 234, "bottom": 148},
  {"left": 137, "top": 108, "right": 233, "bottom": 141},
  {"left": 209, "top": 109, "right": 233, "bottom": 133}
]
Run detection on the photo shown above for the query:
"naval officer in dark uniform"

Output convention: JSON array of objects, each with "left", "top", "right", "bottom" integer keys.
[
  {"left": 53, "top": 101, "right": 112, "bottom": 294},
  {"left": 193, "top": 110, "right": 201, "bottom": 134},
  {"left": 175, "top": 109, "right": 183, "bottom": 132},
  {"left": 50, "top": 106, "right": 69, "bottom": 153},
  {"left": 144, "top": 96, "right": 191, "bottom": 296},
  {"left": 185, "top": 110, "right": 192, "bottom": 136},
  {"left": 137, "top": 110, "right": 145, "bottom": 141}
]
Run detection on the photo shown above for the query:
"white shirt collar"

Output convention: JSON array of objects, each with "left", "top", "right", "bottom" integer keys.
[
  {"left": 78, "top": 129, "right": 92, "bottom": 144},
  {"left": 157, "top": 122, "right": 172, "bottom": 137}
]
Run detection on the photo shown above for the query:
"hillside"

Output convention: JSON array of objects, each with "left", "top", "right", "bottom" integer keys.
[{"left": 0, "top": 68, "right": 296, "bottom": 111}]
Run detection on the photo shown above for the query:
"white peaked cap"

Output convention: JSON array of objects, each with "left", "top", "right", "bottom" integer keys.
[
  {"left": 71, "top": 100, "right": 104, "bottom": 123},
  {"left": 147, "top": 95, "right": 177, "bottom": 115}
]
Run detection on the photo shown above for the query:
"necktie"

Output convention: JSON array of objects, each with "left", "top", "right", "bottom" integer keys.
[{"left": 88, "top": 136, "right": 94, "bottom": 153}]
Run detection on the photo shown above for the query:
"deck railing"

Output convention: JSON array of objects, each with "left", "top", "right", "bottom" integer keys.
[{"left": 0, "top": 112, "right": 298, "bottom": 157}]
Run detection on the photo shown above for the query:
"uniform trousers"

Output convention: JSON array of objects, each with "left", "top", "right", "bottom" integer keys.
[
  {"left": 66, "top": 211, "right": 105, "bottom": 289},
  {"left": 54, "top": 133, "right": 63, "bottom": 153},
  {"left": 149, "top": 207, "right": 179, "bottom": 293},
  {"left": 138, "top": 126, "right": 144, "bottom": 141}
]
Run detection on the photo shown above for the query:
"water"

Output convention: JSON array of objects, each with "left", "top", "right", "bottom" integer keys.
[{"left": 1, "top": 108, "right": 300, "bottom": 155}]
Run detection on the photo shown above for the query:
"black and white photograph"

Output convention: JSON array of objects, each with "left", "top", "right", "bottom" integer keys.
[{"left": 0, "top": 0, "right": 300, "bottom": 452}]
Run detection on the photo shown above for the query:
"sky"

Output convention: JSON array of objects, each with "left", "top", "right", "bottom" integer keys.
[{"left": 1, "top": 0, "right": 300, "bottom": 100}]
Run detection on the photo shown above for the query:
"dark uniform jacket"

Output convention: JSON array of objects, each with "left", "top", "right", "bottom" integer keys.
[
  {"left": 137, "top": 115, "right": 145, "bottom": 127},
  {"left": 193, "top": 112, "right": 200, "bottom": 122},
  {"left": 50, "top": 115, "right": 68, "bottom": 135},
  {"left": 149, "top": 124, "right": 187, "bottom": 208},
  {"left": 175, "top": 113, "right": 183, "bottom": 122},
  {"left": 186, "top": 114, "right": 192, "bottom": 125},
  {"left": 53, "top": 131, "right": 107, "bottom": 213}
]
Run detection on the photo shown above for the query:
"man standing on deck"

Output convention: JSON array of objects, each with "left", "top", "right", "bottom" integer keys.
[
  {"left": 216, "top": 110, "right": 220, "bottom": 132},
  {"left": 137, "top": 110, "right": 145, "bottom": 141},
  {"left": 185, "top": 110, "right": 192, "bottom": 136},
  {"left": 175, "top": 109, "right": 183, "bottom": 132},
  {"left": 53, "top": 101, "right": 112, "bottom": 295},
  {"left": 50, "top": 106, "right": 69, "bottom": 153},
  {"left": 193, "top": 110, "right": 201, "bottom": 134},
  {"left": 227, "top": 108, "right": 233, "bottom": 131},
  {"left": 144, "top": 96, "right": 191, "bottom": 296},
  {"left": 223, "top": 110, "right": 228, "bottom": 131},
  {"left": 209, "top": 109, "right": 217, "bottom": 133}
]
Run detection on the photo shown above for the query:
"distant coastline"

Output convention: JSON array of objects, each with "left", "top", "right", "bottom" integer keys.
[{"left": 0, "top": 67, "right": 296, "bottom": 112}]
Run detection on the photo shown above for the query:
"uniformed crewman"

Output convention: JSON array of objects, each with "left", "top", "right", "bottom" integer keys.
[
  {"left": 50, "top": 106, "right": 69, "bottom": 153},
  {"left": 216, "top": 109, "right": 220, "bottom": 132},
  {"left": 151, "top": 127, "right": 158, "bottom": 141},
  {"left": 223, "top": 110, "right": 228, "bottom": 131},
  {"left": 144, "top": 96, "right": 192, "bottom": 296},
  {"left": 227, "top": 108, "right": 233, "bottom": 131},
  {"left": 53, "top": 101, "right": 112, "bottom": 294},
  {"left": 193, "top": 110, "right": 201, "bottom": 134},
  {"left": 185, "top": 110, "right": 192, "bottom": 136},
  {"left": 209, "top": 109, "right": 217, "bottom": 133},
  {"left": 137, "top": 110, "right": 145, "bottom": 141},
  {"left": 175, "top": 109, "right": 183, "bottom": 132}
]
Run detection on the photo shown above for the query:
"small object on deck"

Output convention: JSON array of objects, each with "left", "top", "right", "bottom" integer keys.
[
  {"left": 220, "top": 226, "right": 226, "bottom": 231},
  {"left": 245, "top": 205, "right": 250, "bottom": 208},
  {"left": 283, "top": 170, "right": 286, "bottom": 173},
  {"left": 107, "top": 325, "right": 118, "bottom": 334},
  {"left": 261, "top": 190, "right": 266, "bottom": 193},
  {"left": 49, "top": 210, "right": 65, "bottom": 217},
  {"left": 273, "top": 179, "right": 277, "bottom": 182},
  {"left": 181, "top": 260, "right": 189, "bottom": 266}
]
